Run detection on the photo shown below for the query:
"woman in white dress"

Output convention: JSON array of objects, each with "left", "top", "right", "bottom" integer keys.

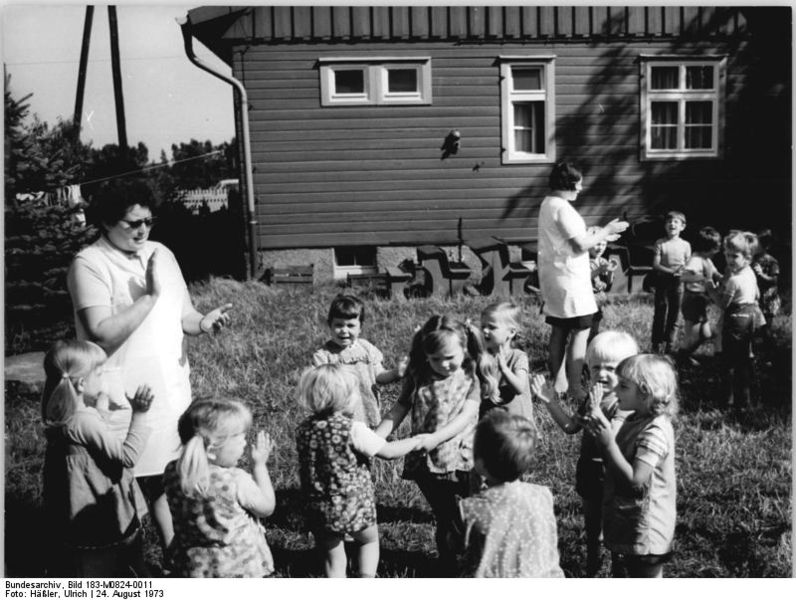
[{"left": 67, "top": 179, "right": 232, "bottom": 559}]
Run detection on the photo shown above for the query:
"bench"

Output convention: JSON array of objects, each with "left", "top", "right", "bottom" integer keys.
[
  {"left": 416, "top": 245, "right": 471, "bottom": 298},
  {"left": 466, "top": 237, "right": 533, "bottom": 297},
  {"left": 264, "top": 264, "right": 314, "bottom": 286},
  {"left": 606, "top": 243, "right": 655, "bottom": 294}
]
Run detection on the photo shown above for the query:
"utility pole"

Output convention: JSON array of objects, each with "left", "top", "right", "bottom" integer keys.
[
  {"left": 73, "top": 5, "right": 94, "bottom": 142},
  {"left": 108, "top": 5, "right": 128, "bottom": 149}
]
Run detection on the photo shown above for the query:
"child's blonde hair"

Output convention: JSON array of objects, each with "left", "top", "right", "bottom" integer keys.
[
  {"left": 41, "top": 340, "right": 107, "bottom": 426},
  {"left": 586, "top": 330, "right": 639, "bottom": 368},
  {"left": 407, "top": 315, "right": 499, "bottom": 402},
  {"left": 176, "top": 397, "right": 253, "bottom": 496},
  {"left": 481, "top": 301, "right": 526, "bottom": 350},
  {"left": 724, "top": 230, "right": 759, "bottom": 260},
  {"left": 296, "top": 363, "right": 359, "bottom": 416},
  {"left": 474, "top": 410, "right": 536, "bottom": 483},
  {"left": 617, "top": 354, "right": 679, "bottom": 418}
]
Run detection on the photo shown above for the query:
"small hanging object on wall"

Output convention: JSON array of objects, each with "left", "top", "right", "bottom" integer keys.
[{"left": 440, "top": 129, "right": 461, "bottom": 159}]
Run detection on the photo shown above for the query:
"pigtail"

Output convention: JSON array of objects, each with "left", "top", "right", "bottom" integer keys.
[
  {"left": 463, "top": 321, "right": 500, "bottom": 403},
  {"left": 41, "top": 340, "right": 106, "bottom": 428},
  {"left": 177, "top": 434, "right": 211, "bottom": 496}
]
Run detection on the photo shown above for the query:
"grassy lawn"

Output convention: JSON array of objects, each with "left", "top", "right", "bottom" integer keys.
[{"left": 4, "top": 279, "right": 792, "bottom": 577}]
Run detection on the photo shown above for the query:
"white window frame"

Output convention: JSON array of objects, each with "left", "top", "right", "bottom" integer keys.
[
  {"left": 640, "top": 55, "right": 726, "bottom": 161},
  {"left": 333, "top": 246, "right": 378, "bottom": 282},
  {"left": 320, "top": 57, "right": 432, "bottom": 107},
  {"left": 499, "top": 55, "right": 556, "bottom": 164}
]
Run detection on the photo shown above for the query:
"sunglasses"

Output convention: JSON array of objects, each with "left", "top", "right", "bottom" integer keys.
[{"left": 120, "top": 217, "right": 156, "bottom": 230}]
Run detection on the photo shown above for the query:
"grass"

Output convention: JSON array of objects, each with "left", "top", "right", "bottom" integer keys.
[{"left": 4, "top": 279, "right": 792, "bottom": 577}]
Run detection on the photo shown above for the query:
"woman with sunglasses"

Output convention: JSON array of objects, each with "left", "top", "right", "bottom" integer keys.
[{"left": 66, "top": 178, "right": 232, "bottom": 568}]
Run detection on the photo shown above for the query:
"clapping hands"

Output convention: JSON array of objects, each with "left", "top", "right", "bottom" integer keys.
[
  {"left": 250, "top": 430, "right": 274, "bottom": 466},
  {"left": 200, "top": 303, "right": 233, "bottom": 334},
  {"left": 530, "top": 373, "right": 555, "bottom": 404},
  {"left": 127, "top": 384, "right": 154, "bottom": 413}
]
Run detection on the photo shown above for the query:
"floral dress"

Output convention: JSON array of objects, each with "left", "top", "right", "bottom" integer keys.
[
  {"left": 753, "top": 253, "right": 781, "bottom": 318},
  {"left": 296, "top": 412, "right": 377, "bottom": 535},
  {"left": 163, "top": 462, "right": 274, "bottom": 577},
  {"left": 460, "top": 481, "right": 564, "bottom": 577},
  {"left": 312, "top": 339, "right": 384, "bottom": 427}
]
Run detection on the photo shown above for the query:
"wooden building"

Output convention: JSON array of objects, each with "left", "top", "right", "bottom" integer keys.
[{"left": 186, "top": 6, "right": 790, "bottom": 282}]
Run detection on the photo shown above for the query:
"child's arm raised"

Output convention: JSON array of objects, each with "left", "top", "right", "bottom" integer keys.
[
  {"left": 530, "top": 374, "right": 582, "bottom": 434},
  {"left": 588, "top": 412, "right": 654, "bottom": 491},
  {"left": 375, "top": 376, "right": 413, "bottom": 438},
  {"left": 240, "top": 430, "right": 276, "bottom": 518},
  {"left": 376, "top": 355, "right": 409, "bottom": 385},
  {"left": 497, "top": 352, "right": 529, "bottom": 397}
]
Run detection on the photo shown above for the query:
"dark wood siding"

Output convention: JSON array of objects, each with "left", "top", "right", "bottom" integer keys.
[{"left": 233, "top": 39, "right": 754, "bottom": 249}]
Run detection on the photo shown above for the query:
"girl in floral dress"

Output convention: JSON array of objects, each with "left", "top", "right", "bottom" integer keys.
[
  {"left": 296, "top": 364, "right": 427, "bottom": 577},
  {"left": 376, "top": 315, "right": 499, "bottom": 576},
  {"left": 164, "top": 398, "right": 276, "bottom": 577}
]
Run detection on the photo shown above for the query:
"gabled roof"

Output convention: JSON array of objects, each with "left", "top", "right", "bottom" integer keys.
[{"left": 187, "top": 5, "right": 748, "bottom": 52}]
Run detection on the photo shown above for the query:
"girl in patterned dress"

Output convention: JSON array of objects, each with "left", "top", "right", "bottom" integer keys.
[
  {"left": 375, "top": 315, "right": 499, "bottom": 576},
  {"left": 296, "top": 364, "right": 428, "bottom": 577},
  {"left": 164, "top": 398, "right": 276, "bottom": 577},
  {"left": 459, "top": 410, "right": 564, "bottom": 577},
  {"left": 313, "top": 294, "right": 407, "bottom": 427},
  {"left": 751, "top": 228, "right": 781, "bottom": 342}
]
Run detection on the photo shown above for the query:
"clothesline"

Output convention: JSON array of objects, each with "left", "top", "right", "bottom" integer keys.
[{"left": 76, "top": 149, "right": 224, "bottom": 188}]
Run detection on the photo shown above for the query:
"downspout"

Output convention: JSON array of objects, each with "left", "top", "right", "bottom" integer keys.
[{"left": 178, "top": 15, "right": 258, "bottom": 279}]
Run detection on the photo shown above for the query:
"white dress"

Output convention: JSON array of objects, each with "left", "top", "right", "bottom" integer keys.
[
  {"left": 67, "top": 236, "right": 192, "bottom": 476},
  {"left": 537, "top": 195, "right": 597, "bottom": 319}
]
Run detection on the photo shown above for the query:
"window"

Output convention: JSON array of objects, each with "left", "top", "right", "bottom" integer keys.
[
  {"left": 333, "top": 246, "right": 377, "bottom": 281},
  {"left": 320, "top": 58, "right": 431, "bottom": 106},
  {"left": 640, "top": 56, "right": 726, "bottom": 160},
  {"left": 499, "top": 56, "right": 556, "bottom": 164}
]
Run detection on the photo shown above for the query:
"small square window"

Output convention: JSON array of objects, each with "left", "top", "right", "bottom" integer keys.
[
  {"left": 320, "top": 58, "right": 431, "bottom": 106},
  {"left": 387, "top": 69, "right": 418, "bottom": 93},
  {"left": 512, "top": 67, "right": 542, "bottom": 91},
  {"left": 334, "top": 70, "right": 365, "bottom": 94},
  {"left": 333, "top": 246, "right": 377, "bottom": 281}
]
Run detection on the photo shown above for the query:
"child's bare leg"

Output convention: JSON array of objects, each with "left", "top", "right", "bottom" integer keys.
[
  {"left": 352, "top": 525, "right": 380, "bottom": 577},
  {"left": 582, "top": 498, "right": 603, "bottom": 576},
  {"left": 681, "top": 320, "right": 699, "bottom": 354},
  {"left": 320, "top": 534, "right": 348, "bottom": 577}
]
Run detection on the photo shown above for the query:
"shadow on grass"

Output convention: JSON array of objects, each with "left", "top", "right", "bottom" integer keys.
[{"left": 4, "top": 500, "right": 48, "bottom": 577}]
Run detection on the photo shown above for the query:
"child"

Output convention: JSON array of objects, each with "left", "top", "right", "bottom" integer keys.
[
  {"left": 588, "top": 354, "right": 678, "bottom": 578},
  {"left": 651, "top": 211, "right": 692, "bottom": 354},
  {"left": 458, "top": 410, "right": 564, "bottom": 577},
  {"left": 41, "top": 340, "right": 153, "bottom": 577},
  {"left": 479, "top": 301, "right": 533, "bottom": 420},
  {"left": 164, "top": 398, "right": 276, "bottom": 577},
  {"left": 313, "top": 294, "right": 406, "bottom": 427},
  {"left": 752, "top": 228, "right": 781, "bottom": 342},
  {"left": 587, "top": 226, "right": 619, "bottom": 343},
  {"left": 375, "top": 315, "right": 498, "bottom": 576},
  {"left": 531, "top": 330, "right": 639, "bottom": 576},
  {"left": 678, "top": 226, "right": 723, "bottom": 365},
  {"left": 295, "top": 364, "right": 428, "bottom": 578},
  {"left": 715, "top": 231, "right": 763, "bottom": 409}
]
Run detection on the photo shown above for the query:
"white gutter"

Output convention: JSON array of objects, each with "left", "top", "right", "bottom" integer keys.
[{"left": 178, "top": 15, "right": 259, "bottom": 279}]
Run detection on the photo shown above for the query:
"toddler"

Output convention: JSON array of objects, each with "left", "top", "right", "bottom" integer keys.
[
  {"left": 588, "top": 353, "right": 678, "bottom": 578},
  {"left": 715, "top": 231, "right": 764, "bottom": 409},
  {"left": 587, "top": 226, "right": 618, "bottom": 343},
  {"left": 479, "top": 301, "right": 533, "bottom": 420},
  {"left": 458, "top": 410, "right": 564, "bottom": 577},
  {"left": 751, "top": 228, "right": 781, "bottom": 342},
  {"left": 313, "top": 294, "right": 406, "bottom": 427},
  {"left": 41, "top": 340, "right": 153, "bottom": 577},
  {"left": 678, "top": 226, "right": 723, "bottom": 364},
  {"left": 296, "top": 363, "right": 427, "bottom": 577},
  {"left": 164, "top": 398, "right": 276, "bottom": 577},
  {"left": 531, "top": 330, "right": 639, "bottom": 576},
  {"left": 376, "top": 315, "right": 498, "bottom": 576},
  {"left": 651, "top": 211, "right": 691, "bottom": 354}
]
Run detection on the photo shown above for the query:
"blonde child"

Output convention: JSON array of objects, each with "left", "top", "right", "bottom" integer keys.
[
  {"left": 714, "top": 231, "right": 763, "bottom": 409},
  {"left": 651, "top": 211, "right": 692, "bottom": 354},
  {"left": 587, "top": 226, "right": 619, "bottom": 343},
  {"left": 479, "top": 301, "right": 533, "bottom": 420},
  {"left": 588, "top": 354, "right": 678, "bottom": 578},
  {"left": 41, "top": 340, "right": 153, "bottom": 577},
  {"left": 458, "top": 410, "right": 564, "bottom": 577},
  {"left": 313, "top": 294, "right": 406, "bottom": 427},
  {"left": 531, "top": 330, "right": 639, "bottom": 576},
  {"left": 164, "top": 398, "right": 276, "bottom": 577},
  {"left": 376, "top": 315, "right": 498, "bottom": 576},
  {"left": 678, "top": 226, "right": 723, "bottom": 365},
  {"left": 296, "top": 364, "right": 428, "bottom": 577}
]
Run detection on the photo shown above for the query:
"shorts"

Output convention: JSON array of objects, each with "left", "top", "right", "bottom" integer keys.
[
  {"left": 681, "top": 292, "right": 708, "bottom": 323},
  {"left": 137, "top": 474, "right": 165, "bottom": 501},
  {"left": 545, "top": 313, "right": 595, "bottom": 330},
  {"left": 722, "top": 305, "right": 756, "bottom": 362},
  {"left": 575, "top": 456, "right": 606, "bottom": 501}
]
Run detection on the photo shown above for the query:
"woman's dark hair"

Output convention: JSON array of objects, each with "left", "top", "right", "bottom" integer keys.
[
  {"left": 692, "top": 226, "right": 722, "bottom": 254},
  {"left": 474, "top": 410, "right": 537, "bottom": 482},
  {"left": 548, "top": 160, "right": 583, "bottom": 192},
  {"left": 86, "top": 178, "right": 157, "bottom": 230},
  {"left": 327, "top": 294, "right": 365, "bottom": 324}
]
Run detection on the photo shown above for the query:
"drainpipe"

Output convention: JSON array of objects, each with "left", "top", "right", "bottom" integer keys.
[{"left": 178, "top": 15, "right": 258, "bottom": 279}]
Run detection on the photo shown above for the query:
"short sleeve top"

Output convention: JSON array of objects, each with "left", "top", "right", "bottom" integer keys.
[
  {"left": 683, "top": 255, "right": 718, "bottom": 294},
  {"left": 654, "top": 237, "right": 692, "bottom": 270},
  {"left": 721, "top": 266, "right": 760, "bottom": 309}
]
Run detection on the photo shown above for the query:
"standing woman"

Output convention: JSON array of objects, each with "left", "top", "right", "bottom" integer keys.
[
  {"left": 537, "top": 161, "right": 628, "bottom": 402},
  {"left": 66, "top": 179, "right": 233, "bottom": 560}
]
